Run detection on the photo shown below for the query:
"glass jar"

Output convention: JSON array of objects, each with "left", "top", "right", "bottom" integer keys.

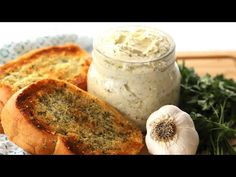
[{"left": 87, "top": 26, "right": 181, "bottom": 131}]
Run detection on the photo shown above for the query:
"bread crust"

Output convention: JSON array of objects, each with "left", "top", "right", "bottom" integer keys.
[
  {"left": 1, "top": 79, "right": 143, "bottom": 155},
  {"left": 0, "top": 44, "right": 91, "bottom": 133},
  {"left": 0, "top": 44, "right": 90, "bottom": 75},
  {"left": 1, "top": 91, "right": 57, "bottom": 154}
]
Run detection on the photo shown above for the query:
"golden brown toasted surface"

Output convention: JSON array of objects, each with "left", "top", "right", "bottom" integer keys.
[
  {"left": 0, "top": 44, "right": 91, "bottom": 133},
  {"left": 2, "top": 79, "right": 143, "bottom": 154},
  {"left": 0, "top": 44, "right": 91, "bottom": 91}
]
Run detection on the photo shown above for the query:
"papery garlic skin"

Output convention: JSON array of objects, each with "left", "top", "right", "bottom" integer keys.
[{"left": 145, "top": 105, "right": 199, "bottom": 155}]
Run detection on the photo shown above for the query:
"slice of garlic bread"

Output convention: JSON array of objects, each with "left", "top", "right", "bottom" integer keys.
[{"left": 1, "top": 79, "right": 143, "bottom": 154}]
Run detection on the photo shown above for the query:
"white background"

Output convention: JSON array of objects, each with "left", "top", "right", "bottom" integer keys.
[{"left": 0, "top": 22, "right": 236, "bottom": 51}]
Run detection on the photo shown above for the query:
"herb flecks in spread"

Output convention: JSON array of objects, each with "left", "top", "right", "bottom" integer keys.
[
  {"left": 112, "top": 28, "right": 171, "bottom": 59},
  {"left": 89, "top": 26, "right": 180, "bottom": 131},
  {"left": 96, "top": 26, "right": 171, "bottom": 62}
]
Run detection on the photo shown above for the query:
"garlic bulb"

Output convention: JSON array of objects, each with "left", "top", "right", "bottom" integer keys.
[{"left": 145, "top": 105, "right": 199, "bottom": 155}]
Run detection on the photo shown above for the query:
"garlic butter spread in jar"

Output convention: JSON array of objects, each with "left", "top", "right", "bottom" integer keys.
[{"left": 88, "top": 26, "right": 181, "bottom": 131}]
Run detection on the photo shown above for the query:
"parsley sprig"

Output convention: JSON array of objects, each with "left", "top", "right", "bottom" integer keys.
[{"left": 179, "top": 63, "right": 236, "bottom": 154}]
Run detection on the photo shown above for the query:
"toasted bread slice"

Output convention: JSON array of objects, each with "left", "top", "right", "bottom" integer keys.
[
  {"left": 0, "top": 44, "right": 91, "bottom": 133},
  {"left": 1, "top": 79, "right": 143, "bottom": 154}
]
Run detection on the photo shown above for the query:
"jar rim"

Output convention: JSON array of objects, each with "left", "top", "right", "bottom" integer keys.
[{"left": 93, "top": 25, "right": 176, "bottom": 64}]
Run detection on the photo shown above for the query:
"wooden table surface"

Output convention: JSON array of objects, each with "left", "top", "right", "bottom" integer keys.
[{"left": 176, "top": 51, "right": 236, "bottom": 80}]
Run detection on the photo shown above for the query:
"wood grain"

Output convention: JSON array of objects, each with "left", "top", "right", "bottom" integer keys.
[
  {"left": 176, "top": 51, "right": 236, "bottom": 80},
  {"left": 176, "top": 51, "right": 236, "bottom": 59}
]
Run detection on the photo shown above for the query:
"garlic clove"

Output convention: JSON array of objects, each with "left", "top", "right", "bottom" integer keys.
[
  {"left": 177, "top": 128, "right": 199, "bottom": 154},
  {"left": 146, "top": 135, "right": 171, "bottom": 155},
  {"left": 174, "top": 112, "right": 195, "bottom": 129}
]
